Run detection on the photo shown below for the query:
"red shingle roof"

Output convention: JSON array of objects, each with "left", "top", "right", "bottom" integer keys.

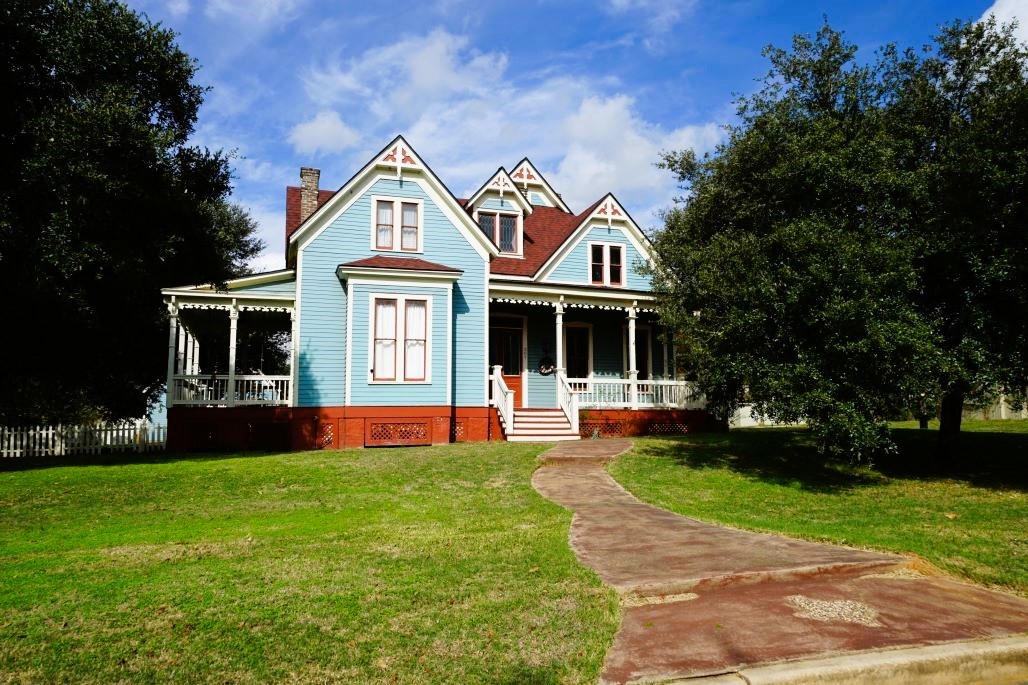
[
  {"left": 489, "top": 200, "right": 604, "bottom": 278},
  {"left": 339, "top": 255, "right": 462, "bottom": 273},
  {"left": 285, "top": 186, "right": 336, "bottom": 244}
]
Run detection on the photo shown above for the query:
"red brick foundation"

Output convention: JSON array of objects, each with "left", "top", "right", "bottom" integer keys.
[
  {"left": 167, "top": 406, "right": 504, "bottom": 452},
  {"left": 167, "top": 406, "right": 717, "bottom": 452},
  {"left": 578, "top": 408, "right": 723, "bottom": 438}
]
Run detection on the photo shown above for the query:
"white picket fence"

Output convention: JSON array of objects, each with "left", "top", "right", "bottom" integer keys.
[{"left": 0, "top": 421, "right": 167, "bottom": 458}]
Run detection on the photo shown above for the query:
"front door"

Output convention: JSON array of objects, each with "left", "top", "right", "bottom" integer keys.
[{"left": 489, "top": 317, "right": 524, "bottom": 407}]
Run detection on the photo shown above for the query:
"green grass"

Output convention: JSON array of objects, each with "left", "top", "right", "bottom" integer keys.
[
  {"left": 0, "top": 444, "right": 618, "bottom": 684},
  {"left": 608, "top": 421, "right": 1028, "bottom": 596}
]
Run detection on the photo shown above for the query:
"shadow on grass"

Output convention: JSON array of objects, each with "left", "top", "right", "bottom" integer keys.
[
  {"left": 0, "top": 450, "right": 286, "bottom": 473},
  {"left": 635, "top": 427, "right": 1028, "bottom": 493}
]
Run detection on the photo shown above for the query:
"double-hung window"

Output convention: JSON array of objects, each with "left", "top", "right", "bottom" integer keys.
[
  {"left": 590, "top": 243, "right": 624, "bottom": 286},
  {"left": 371, "top": 295, "right": 431, "bottom": 383},
  {"left": 373, "top": 198, "right": 422, "bottom": 252},
  {"left": 478, "top": 212, "right": 519, "bottom": 254}
]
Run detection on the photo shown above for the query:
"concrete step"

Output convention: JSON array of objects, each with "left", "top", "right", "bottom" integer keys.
[{"left": 507, "top": 433, "right": 581, "bottom": 442}]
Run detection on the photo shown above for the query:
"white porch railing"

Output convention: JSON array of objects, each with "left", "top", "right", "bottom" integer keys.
[
  {"left": 490, "top": 365, "right": 515, "bottom": 429},
  {"left": 555, "top": 371, "right": 580, "bottom": 434},
  {"left": 568, "top": 378, "right": 703, "bottom": 409},
  {"left": 171, "top": 374, "right": 291, "bottom": 406},
  {"left": 1, "top": 421, "right": 166, "bottom": 458}
]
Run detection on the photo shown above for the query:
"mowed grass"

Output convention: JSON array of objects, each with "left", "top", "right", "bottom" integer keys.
[
  {"left": 608, "top": 420, "right": 1027, "bottom": 596},
  {"left": 0, "top": 443, "right": 618, "bottom": 684}
]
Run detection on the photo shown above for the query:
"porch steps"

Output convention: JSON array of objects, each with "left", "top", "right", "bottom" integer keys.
[{"left": 505, "top": 408, "right": 581, "bottom": 442}]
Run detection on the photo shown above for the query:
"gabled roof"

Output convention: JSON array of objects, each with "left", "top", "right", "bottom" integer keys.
[
  {"left": 489, "top": 199, "right": 604, "bottom": 278},
  {"left": 465, "top": 167, "right": 533, "bottom": 214},
  {"left": 509, "top": 158, "right": 571, "bottom": 213},
  {"left": 288, "top": 135, "right": 499, "bottom": 261}
]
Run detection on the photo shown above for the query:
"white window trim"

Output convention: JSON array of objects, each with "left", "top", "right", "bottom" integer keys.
[
  {"left": 368, "top": 293, "right": 433, "bottom": 384},
  {"left": 587, "top": 241, "right": 626, "bottom": 287},
  {"left": 473, "top": 209, "right": 524, "bottom": 257},
  {"left": 370, "top": 196, "right": 424, "bottom": 254}
]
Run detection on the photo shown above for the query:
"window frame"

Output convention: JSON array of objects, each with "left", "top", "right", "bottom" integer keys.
[
  {"left": 475, "top": 210, "right": 522, "bottom": 256},
  {"left": 368, "top": 293, "right": 433, "bottom": 384},
  {"left": 370, "top": 196, "right": 424, "bottom": 253},
  {"left": 587, "top": 241, "right": 627, "bottom": 287}
]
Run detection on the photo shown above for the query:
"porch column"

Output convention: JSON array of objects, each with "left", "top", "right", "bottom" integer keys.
[
  {"left": 662, "top": 326, "right": 669, "bottom": 379},
  {"left": 554, "top": 297, "right": 565, "bottom": 373},
  {"left": 227, "top": 301, "right": 238, "bottom": 408},
  {"left": 289, "top": 308, "right": 297, "bottom": 407},
  {"left": 166, "top": 300, "right": 178, "bottom": 408},
  {"left": 192, "top": 337, "right": 201, "bottom": 374},
  {"left": 184, "top": 330, "right": 194, "bottom": 377},
  {"left": 176, "top": 318, "right": 187, "bottom": 376},
  {"left": 628, "top": 302, "right": 638, "bottom": 410}
]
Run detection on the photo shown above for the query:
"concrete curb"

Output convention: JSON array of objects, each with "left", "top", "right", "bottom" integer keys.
[{"left": 660, "top": 634, "right": 1028, "bottom": 685}]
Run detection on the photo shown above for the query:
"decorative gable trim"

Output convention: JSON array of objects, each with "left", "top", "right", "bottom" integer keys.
[
  {"left": 466, "top": 168, "right": 534, "bottom": 214},
  {"left": 288, "top": 135, "right": 499, "bottom": 261},
  {"left": 509, "top": 158, "right": 571, "bottom": 213},
  {"left": 535, "top": 193, "right": 653, "bottom": 282}
]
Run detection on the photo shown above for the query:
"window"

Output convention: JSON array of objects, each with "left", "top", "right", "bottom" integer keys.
[
  {"left": 372, "top": 198, "right": 422, "bottom": 252},
  {"left": 589, "top": 243, "right": 625, "bottom": 286},
  {"left": 478, "top": 212, "right": 519, "bottom": 254},
  {"left": 370, "top": 295, "right": 432, "bottom": 383}
]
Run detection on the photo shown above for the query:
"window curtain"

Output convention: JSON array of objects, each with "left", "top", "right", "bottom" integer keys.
[
  {"left": 401, "top": 203, "right": 418, "bottom": 250},
  {"left": 374, "top": 299, "right": 396, "bottom": 379},
  {"left": 376, "top": 201, "right": 393, "bottom": 248},
  {"left": 404, "top": 300, "right": 427, "bottom": 380}
]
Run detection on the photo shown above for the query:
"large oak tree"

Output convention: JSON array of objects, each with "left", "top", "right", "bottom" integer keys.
[
  {"left": 0, "top": 1, "right": 262, "bottom": 424},
  {"left": 652, "top": 19, "right": 1027, "bottom": 459}
]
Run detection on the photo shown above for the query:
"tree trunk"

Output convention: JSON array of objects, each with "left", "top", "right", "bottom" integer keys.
[{"left": 938, "top": 388, "right": 964, "bottom": 458}]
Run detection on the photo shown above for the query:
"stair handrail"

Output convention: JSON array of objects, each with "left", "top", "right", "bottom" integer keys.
[
  {"left": 490, "top": 365, "right": 514, "bottom": 429},
  {"left": 555, "top": 369, "right": 579, "bottom": 435}
]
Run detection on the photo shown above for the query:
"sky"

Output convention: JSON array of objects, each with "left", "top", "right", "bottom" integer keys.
[{"left": 125, "top": 0, "right": 1026, "bottom": 273}]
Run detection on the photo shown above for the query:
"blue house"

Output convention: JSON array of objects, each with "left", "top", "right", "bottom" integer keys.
[{"left": 161, "top": 136, "right": 708, "bottom": 450}]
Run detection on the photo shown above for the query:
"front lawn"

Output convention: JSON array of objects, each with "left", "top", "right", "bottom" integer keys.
[
  {"left": 608, "top": 423, "right": 1027, "bottom": 596},
  {"left": 0, "top": 444, "right": 618, "bottom": 683}
]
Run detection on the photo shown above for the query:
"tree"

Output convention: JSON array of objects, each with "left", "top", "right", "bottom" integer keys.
[
  {"left": 651, "top": 18, "right": 1028, "bottom": 459},
  {"left": 883, "top": 18, "right": 1028, "bottom": 439},
  {"left": 0, "top": 1, "right": 263, "bottom": 424}
]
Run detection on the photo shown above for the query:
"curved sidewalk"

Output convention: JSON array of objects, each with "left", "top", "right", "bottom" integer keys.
[{"left": 531, "top": 439, "right": 1028, "bottom": 685}]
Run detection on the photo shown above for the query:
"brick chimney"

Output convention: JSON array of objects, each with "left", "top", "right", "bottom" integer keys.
[{"left": 299, "top": 167, "right": 321, "bottom": 222}]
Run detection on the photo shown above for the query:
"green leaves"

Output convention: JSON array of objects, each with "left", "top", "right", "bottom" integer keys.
[{"left": 653, "top": 18, "right": 1028, "bottom": 460}]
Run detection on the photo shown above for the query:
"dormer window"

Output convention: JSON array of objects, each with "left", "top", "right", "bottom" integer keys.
[
  {"left": 478, "top": 212, "right": 519, "bottom": 254},
  {"left": 372, "top": 197, "right": 422, "bottom": 252}
]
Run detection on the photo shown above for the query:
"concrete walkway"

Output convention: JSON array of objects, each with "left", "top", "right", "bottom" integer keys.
[{"left": 531, "top": 439, "right": 1028, "bottom": 684}]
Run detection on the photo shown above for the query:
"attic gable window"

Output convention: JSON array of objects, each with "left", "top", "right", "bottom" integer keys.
[
  {"left": 478, "top": 212, "right": 519, "bottom": 255},
  {"left": 371, "top": 197, "right": 423, "bottom": 253},
  {"left": 590, "top": 242, "right": 624, "bottom": 287}
]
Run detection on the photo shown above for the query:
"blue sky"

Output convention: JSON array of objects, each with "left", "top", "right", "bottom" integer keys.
[{"left": 126, "top": 0, "right": 1024, "bottom": 272}]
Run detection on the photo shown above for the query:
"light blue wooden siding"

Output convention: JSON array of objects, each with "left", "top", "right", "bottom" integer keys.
[
  {"left": 544, "top": 225, "right": 651, "bottom": 290},
  {"left": 297, "top": 176, "right": 487, "bottom": 408},
  {"left": 349, "top": 283, "right": 448, "bottom": 405},
  {"left": 477, "top": 196, "right": 519, "bottom": 212},
  {"left": 232, "top": 278, "right": 296, "bottom": 295}
]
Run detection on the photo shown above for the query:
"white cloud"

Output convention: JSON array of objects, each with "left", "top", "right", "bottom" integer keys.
[
  {"left": 293, "top": 29, "right": 723, "bottom": 230},
  {"left": 607, "top": 0, "right": 697, "bottom": 34},
  {"left": 205, "top": 0, "right": 304, "bottom": 25},
  {"left": 287, "top": 111, "right": 360, "bottom": 156},
  {"left": 166, "top": 0, "right": 189, "bottom": 17},
  {"left": 980, "top": 0, "right": 1028, "bottom": 44}
]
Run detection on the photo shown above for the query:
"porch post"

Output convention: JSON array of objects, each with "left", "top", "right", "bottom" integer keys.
[
  {"left": 176, "top": 318, "right": 187, "bottom": 377},
  {"left": 288, "top": 308, "right": 296, "bottom": 407},
  {"left": 227, "top": 301, "right": 238, "bottom": 408},
  {"left": 628, "top": 302, "right": 638, "bottom": 410},
  {"left": 166, "top": 300, "right": 178, "bottom": 408},
  {"left": 662, "top": 326, "right": 669, "bottom": 379},
  {"left": 192, "top": 337, "right": 200, "bottom": 374},
  {"left": 554, "top": 297, "right": 565, "bottom": 373},
  {"left": 184, "top": 330, "right": 194, "bottom": 377}
]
